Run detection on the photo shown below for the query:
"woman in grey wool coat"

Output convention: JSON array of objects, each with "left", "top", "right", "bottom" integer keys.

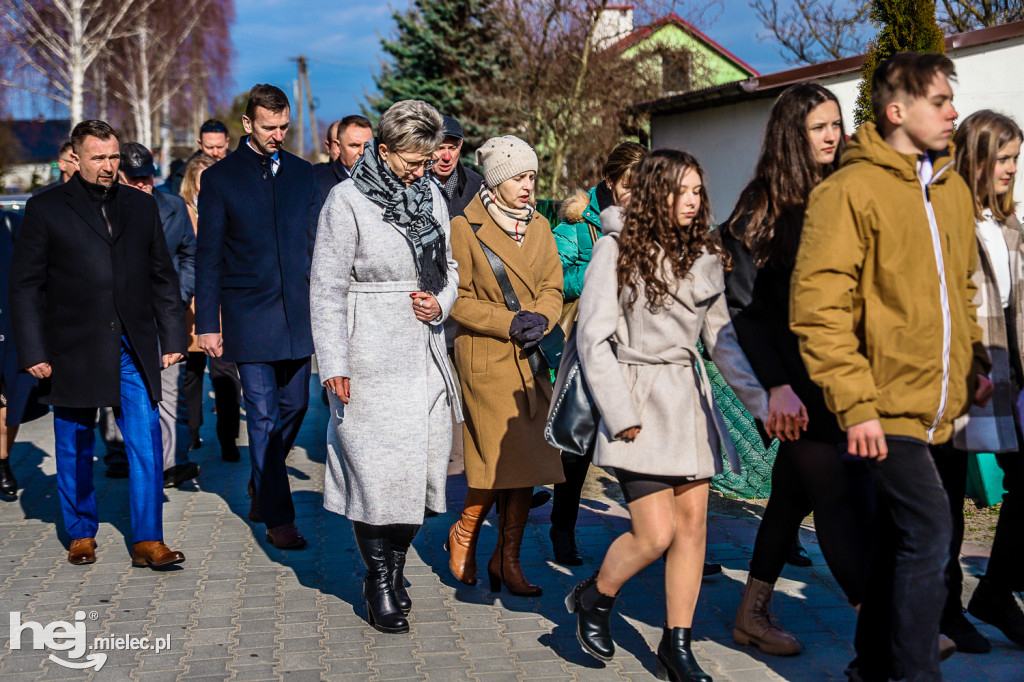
[
  {"left": 564, "top": 150, "right": 773, "bottom": 681},
  {"left": 311, "top": 100, "right": 461, "bottom": 635}
]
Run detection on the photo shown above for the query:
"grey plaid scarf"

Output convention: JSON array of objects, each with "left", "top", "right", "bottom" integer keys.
[{"left": 350, "top": 138, "right": 448, "bottom": 294}]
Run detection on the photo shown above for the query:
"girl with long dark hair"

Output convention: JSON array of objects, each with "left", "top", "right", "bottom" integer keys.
[
  {"left": 722, "top": 82, "right": 869, "bottom": 656},
  {"left": 566, "top": 150, "right": 770, "bottom": 680}
]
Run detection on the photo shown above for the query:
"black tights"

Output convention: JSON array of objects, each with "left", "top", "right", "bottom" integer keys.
[
  {"left": 351, "top": 521, "right": 420, "bottom": 552},
  {"left": 550, "top": 448, "right": 593, "bottom": 532},
  {"left": 748, "top": 438, "right": 872, "bottom": 605}
]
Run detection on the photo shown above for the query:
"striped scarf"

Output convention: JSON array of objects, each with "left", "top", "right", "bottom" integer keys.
[{"left": 479, "top": 185, "right": 534, "bottom": 246}]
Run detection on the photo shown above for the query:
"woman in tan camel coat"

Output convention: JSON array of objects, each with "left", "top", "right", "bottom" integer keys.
[{"left": 447, "top": 135, "right": 565, "bottom": 597}]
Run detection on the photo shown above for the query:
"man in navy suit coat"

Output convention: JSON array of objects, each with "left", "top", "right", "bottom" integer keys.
[{"left": 195, "top": 84, "right": 321, "bottom": 549}]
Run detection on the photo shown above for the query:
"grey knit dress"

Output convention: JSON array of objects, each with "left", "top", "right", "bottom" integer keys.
[{"left": 311, "top": 180, "right": 462, "bottom": 525}]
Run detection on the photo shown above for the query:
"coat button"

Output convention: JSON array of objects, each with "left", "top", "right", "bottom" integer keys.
[
  {"left": 110, "top": 322, "right": 117, "bottom": 332},
  {"left": 0, "top": 334, "right": 4, "bottom": 342}
]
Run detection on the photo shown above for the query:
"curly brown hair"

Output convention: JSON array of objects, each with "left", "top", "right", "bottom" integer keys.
[{"left": 618, "top": 149, "right": 725, "bottom": 311}]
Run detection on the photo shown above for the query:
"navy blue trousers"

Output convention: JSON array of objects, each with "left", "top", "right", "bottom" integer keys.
[
  {"left": 53, "top": 342, "right": 163, "bottom": 542},
  {"left": 237, "top": 358, "right": 310, "bottom": 528}
]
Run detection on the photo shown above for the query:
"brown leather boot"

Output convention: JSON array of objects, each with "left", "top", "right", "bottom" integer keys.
[
  {"left": 487, "top": 488, "right": 542, "bottom": 597},
  {"left": 445, "top": 487, "right": 497, "bottom": 585},
  {"left": 733, "top": 574, "right": 801, "bottom": 655},
  {"left": 132, "top": 541, "right": 186, "bottom": 568},
  {"left": 68, "top": 538, "right": 96, "bottom": 565}
]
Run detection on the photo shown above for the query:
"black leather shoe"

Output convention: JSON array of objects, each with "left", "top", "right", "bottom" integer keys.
[
  {"left": 656, "top": 626, "right": 712, "bottom": 681},
  {"left": 941, "top": 609, "right": 991, "bottom": 653},
  {"left": 531, "top": 489, "right": 552, "bottom": 508},
  {"left": 550, "top": 526, "right": 583, "bottom": 566},
  {"left": 105, "top": 461, "right": 129, "bottom": 479},
  {"left": 786, "top": 541, "right": 812, "bottom": 567},
  {"left": 702, "top": 561, "right": 722, "bottom": 577},
  {"left": 163, "top": 462, "right": 200, "bottom": 488},
  {"left": 565, "top": 573, "right": 617, "bottom": 661},
  {"left": 0, "top": 458, "right": 17, "bottom": 499},
  {"left": 968, "top": 578, "right": 1024, "bottom": 647},
  {"left": 353, "top": 529, "right": 409, "bottom": 633}
]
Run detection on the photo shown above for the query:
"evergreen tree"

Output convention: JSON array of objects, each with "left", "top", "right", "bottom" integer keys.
[
  {"left": 366, "top": 0, "right": 512, "bottom": 153},
  {"left": 854, "top": 0, "right": 945, "bottom": 124}
]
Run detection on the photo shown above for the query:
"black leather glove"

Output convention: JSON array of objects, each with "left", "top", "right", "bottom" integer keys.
[{"left": 509, "top": 310, "right": 547, "bottom": 347}]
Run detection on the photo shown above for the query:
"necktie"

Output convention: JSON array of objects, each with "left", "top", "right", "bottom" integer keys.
[{"left": 270, "top": 152, "right": 280, "bottom": 176}]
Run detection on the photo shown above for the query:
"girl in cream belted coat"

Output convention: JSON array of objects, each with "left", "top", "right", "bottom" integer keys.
[{"left": 565, "top": 150, "right": 771, "bottom": 680}]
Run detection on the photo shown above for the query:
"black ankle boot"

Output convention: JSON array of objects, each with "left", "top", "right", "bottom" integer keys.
[
  {"left": 389, "top": 524, "right": 419, "bottom": 616},
  {"left": 549, "top": 526, "right": 583, "bottom": 566},
  {"left": 656, "top": 626, "right": 711, "bottom": 682},
  {"left": 352, "top": 525, "right": 409, "bottom": 633},
  {"left": 0, "top": 458, "right": 17, "bottom": 499},
  {"left": 565, "top": 573, "right": 617, "bottom": 661},
  {"left": 967, "top": 577, "right": 1024, "bottom": 647}
]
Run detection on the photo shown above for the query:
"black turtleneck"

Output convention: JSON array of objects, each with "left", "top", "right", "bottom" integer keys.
[{"left": 73, "top": 172, "right": 119, "bottom": 235}]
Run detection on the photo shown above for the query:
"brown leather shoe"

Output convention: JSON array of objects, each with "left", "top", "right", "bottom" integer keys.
[
  {"left": 266, "top": 523, "right": 307, "bottom": 549},
  {"left": 132, "top": 541, "right": 186, "bottom": 568},
  {"left": 68, "top": 538, "right": 96, "bottom": 565}
]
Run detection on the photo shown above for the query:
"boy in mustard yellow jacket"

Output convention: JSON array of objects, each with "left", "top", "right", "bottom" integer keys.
[{"left": 791, "top": 52, "right": 993, "bottom": 681}]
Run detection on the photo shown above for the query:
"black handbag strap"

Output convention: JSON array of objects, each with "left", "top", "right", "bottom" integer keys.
[
  {"left": 470, "top": 223, "right": 521, "bottom": 312},
  {"left": 470, "top": 223, "right": 546, "bottom": 375}
]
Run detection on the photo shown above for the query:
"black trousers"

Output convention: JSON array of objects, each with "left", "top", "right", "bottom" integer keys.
[
  {"left": 986, "top": 451, "right": 1024, "bottom": 592},
  {"left": 748, "top": 438, "right": 872, "bottom": 605},
  {"left": 550, "top": 443, "right": 594, "bottom": 532},
  {"left": 183, "top": 351, "right": 241, "bottom": 446},
  {"left": 848, "top": 437, "right": 951, "bottom": 682},
  {"left": 929, "top": 442, "right": 969, "bottom": 624}
]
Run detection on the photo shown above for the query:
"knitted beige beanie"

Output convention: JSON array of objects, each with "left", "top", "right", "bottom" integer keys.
[{"left": 474, "top": 135, "right": 538, "bottom": 188}]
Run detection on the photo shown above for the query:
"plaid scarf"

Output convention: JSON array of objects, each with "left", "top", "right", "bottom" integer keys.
[{"left": 350, "top": 138, "right": 448, "bottom": 294}]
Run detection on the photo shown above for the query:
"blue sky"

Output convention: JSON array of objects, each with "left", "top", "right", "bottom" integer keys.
[{"left": 230, "top": 0, "right": 795, "bottom": 152}]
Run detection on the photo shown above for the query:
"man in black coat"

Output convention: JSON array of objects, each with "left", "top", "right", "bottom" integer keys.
[
  {"left": 9, "top": 120, "right": 188, "bottom": 569},
  {"left": 120, "top": 141, "right": 200, "bottom": 489},
  {"left": 314, "top": 114, "right": 372, "bottom": 204},
  {"left": 195, "top": 84, "right": 321, "bottom": 550},
  {"left": 428, "top": 115, "right": 483, "bottom": 219}
]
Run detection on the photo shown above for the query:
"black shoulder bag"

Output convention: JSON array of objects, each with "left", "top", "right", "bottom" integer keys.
[{"left": 470, "top": 223, "right": 565, "bottom": 374}]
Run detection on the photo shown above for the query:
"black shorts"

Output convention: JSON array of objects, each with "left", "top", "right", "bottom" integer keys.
[{"left": 614, "top": 468, "right": 701, "bottom": 504}]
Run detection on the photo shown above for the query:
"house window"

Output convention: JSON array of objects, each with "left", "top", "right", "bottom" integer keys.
[{"left": 659, "top": 49, "right": 691, "bottom": 93}]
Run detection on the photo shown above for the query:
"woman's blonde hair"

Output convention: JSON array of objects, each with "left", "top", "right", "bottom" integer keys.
[
  {"left": 376, "top": 100, "right": 444, "bottom": 156},
  {"left": 954, "top": 110, "right": 1022, "bottom": 222},
  {"left": 180, "top": 153, "right": 217, "bottom": 208}
]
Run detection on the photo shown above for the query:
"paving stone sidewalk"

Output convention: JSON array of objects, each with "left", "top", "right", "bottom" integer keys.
[{"left": 0, "top": 373, "right": 1020, "bottom": 681}]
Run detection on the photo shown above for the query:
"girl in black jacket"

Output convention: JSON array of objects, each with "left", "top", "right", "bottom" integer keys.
[{"left": 722, "top": 83, "right": 870, "bottom": 656}]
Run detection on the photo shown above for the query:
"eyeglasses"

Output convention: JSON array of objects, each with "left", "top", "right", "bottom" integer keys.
[
  {"left": 392, "top": 151, "right": 431, "bottom": 172},
  {"left": 200, "top": 121, "right": 228, "bottom": 134}
]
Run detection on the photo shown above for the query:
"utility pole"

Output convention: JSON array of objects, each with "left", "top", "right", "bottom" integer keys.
[
  {"left": 290, "top": 55, "right": 320, "bottom": 161},
  {"left": 293, "top": 77, "right": 304, "bottom": 157}
]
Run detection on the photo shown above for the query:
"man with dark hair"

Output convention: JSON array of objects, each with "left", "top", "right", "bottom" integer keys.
[
  {"left": 120, "top": 141, "right": 199, "bottom": 489},
  {"left": 791, "top": 52, "right": 992, "bottom": 680},
  {"left": 160, "top": 119, "right": 231, "bottom": 196},
  {"left": 428, "top": 115, "right": 482, "bottom": 219},
  {"left": 10, "top": 119, "right": 188, "bottom": 568},
  {"left": 315, "top": 119, "right": 342, "bottom": 171},
  {"left": 314, "top": 114, "right": 372, "bottom": 203},
  {"left": 195, "top": 84, "right": 321, "bottom": 550},
  {"left": 32, "top": 141, "right": 77, "bottom": 195}
]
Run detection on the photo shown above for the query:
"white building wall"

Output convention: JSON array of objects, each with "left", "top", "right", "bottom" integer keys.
[{"left": 651, "top": 35, "right": 1024, "bottom": 218}]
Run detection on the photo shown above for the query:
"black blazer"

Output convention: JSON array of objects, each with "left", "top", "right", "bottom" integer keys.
[
  {"left": 314, "top": 158, "right": 350, "bottom": 205},
  {"left": 195, "top": 138, "right": 321, "bottom": 363},
  {"left": 9, "top": 174, "right": 186, "bottom": 408},
  {"left": 722, "top": 231, "right": 843, "bottom": 443}
]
